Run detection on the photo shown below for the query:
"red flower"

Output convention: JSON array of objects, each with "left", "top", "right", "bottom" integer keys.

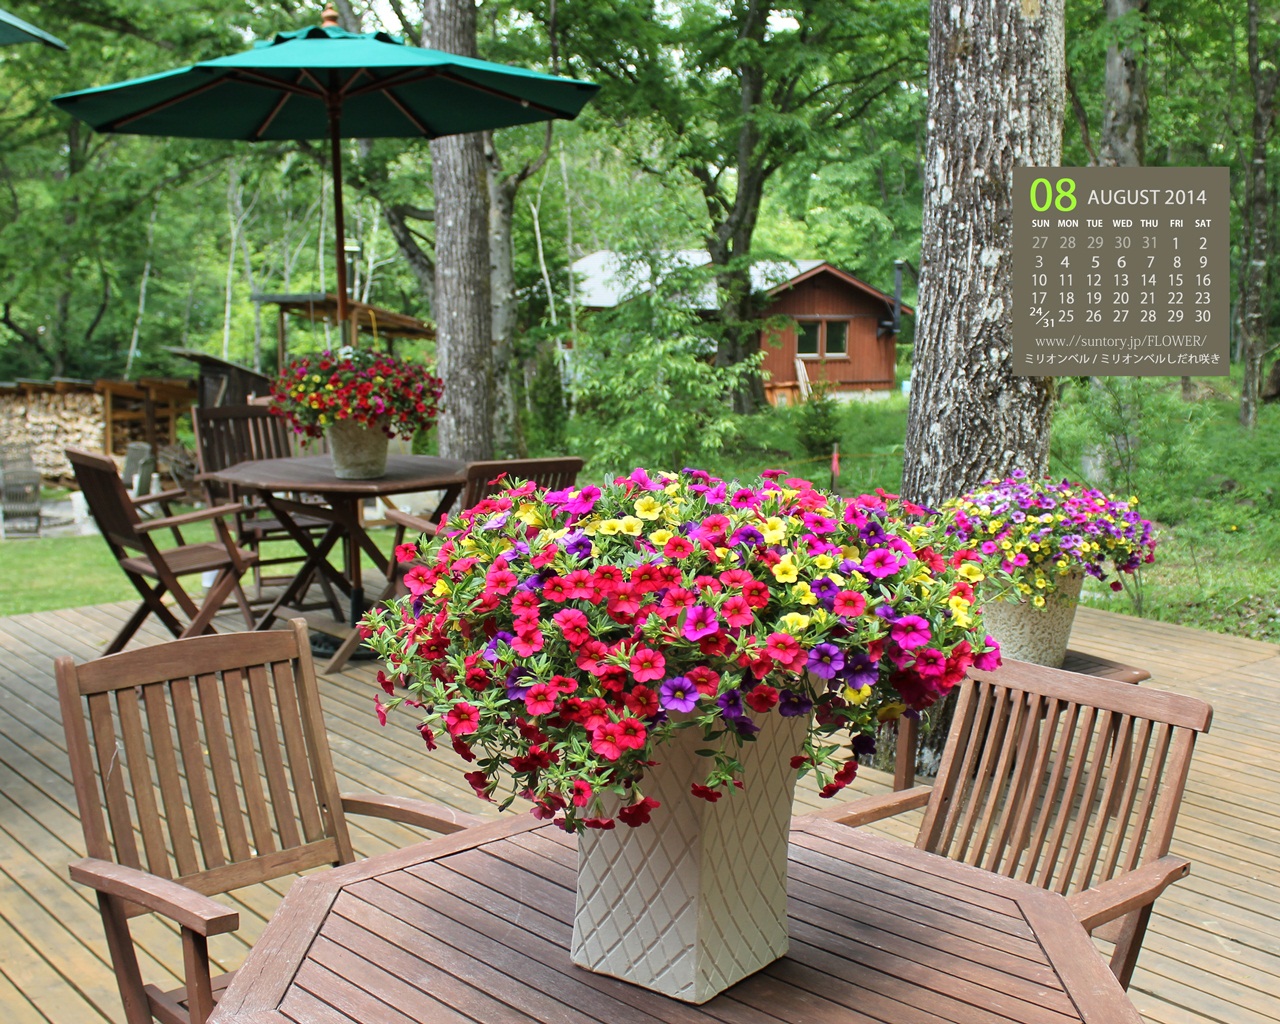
[
  {"left": 618, "top": 795, "right": 661, "bottom": 827},
  {"left": 690, "top": 783, "right": 722, "bottom": 803},
  {"left": 745, "top": 684, "right": 779, "bottom": 713}
]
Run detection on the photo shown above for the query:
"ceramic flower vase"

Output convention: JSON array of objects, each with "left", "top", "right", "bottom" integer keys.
[
  {"left": 980, "top": 570, "right": 1085, "bottom": 667},
  {"left": 571, "top": 710, "right": 808, "bottom": 1003},
  {"left": 326, "top": 418, "right": 389, "bottom": 479}
]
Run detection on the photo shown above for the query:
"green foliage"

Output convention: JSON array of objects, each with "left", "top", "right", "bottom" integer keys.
[
  {"left": 794, "top": 381, "right": 841, "bottom": 459},
  {"left": 567, "top": 258, "right": 756, "bottom": 476}
]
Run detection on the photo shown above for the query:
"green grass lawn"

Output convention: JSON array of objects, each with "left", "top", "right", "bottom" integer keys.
[{"left": 0, "top": 519, "right": 399, "bottom": 618}]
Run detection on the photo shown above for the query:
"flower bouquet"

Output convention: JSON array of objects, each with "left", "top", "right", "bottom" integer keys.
[
  {"left": 364, "top": 467, "right": 1001, "bottom": 832},
  {"left": 941, "top": 471, "right": 1156, "bottom": 665},
  {"left": 269, "top": 348, "right": 442, "bottom": 478},
  {"left": 269, "top": 348, "right": 443, "bottom": 440}
]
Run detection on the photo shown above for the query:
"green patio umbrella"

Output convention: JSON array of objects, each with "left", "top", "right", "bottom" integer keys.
[
  {"left": 52, "top": 6, "right": 597, "bottom": 328},
  {"left": 0, "top": 7, "right": 67, "bottom": 49}
]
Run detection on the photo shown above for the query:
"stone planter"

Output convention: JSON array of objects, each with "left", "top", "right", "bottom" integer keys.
[
  {"left": 980, "top": 570, "right": 1085, "bottom": 668},
  {"left": 325, "top": 418, "right": 389, "bottom": 479},
  {"left": 571, "top": 710, "right": 808, "bottom": 1003}
]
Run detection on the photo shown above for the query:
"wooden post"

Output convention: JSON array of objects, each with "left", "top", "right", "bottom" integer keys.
[{"left": 277, "top": 307, "right": 287, "bottom": 370}]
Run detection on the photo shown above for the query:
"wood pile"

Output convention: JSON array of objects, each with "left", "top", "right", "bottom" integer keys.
[{"left": 0, "top": 390, "right": 103, "bottom": 479}]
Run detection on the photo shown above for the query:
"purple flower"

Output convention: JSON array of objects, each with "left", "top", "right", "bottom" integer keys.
[
  {"left": 839, "top": 652, "right": 879, "bottom": 689},
  {"left": 811, "top": 576, "right": 839, "bottom": 607},
  {"left": 484, "top": 631, "right": 514, "bottom": 662},
  {"left": 659, "top": 676, "right": 699, "bottom": 713},
  {"left": 563, "top": 530, "right": 593, "bottom": 559},
  {"left": 778, "top": 689, "right": 813, "bottom": 718},
  {"left": 682, "top": 604, "right": 720, "bottom": 641},
  {"left": 717, "top": 689, "right": 744, "bottom": 719},
  {"left": 505, "top": 667, "right": 532, "bottom": 700},
  {"left": 730, "top": 525, "right": 765, "bottom": 548},
  {"left": 806, "top": 642, "right": 845, "bottom": 679}
]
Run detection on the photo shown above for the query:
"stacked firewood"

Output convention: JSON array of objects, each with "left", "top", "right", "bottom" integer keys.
[{"left": 0, "top": 392, "right": 104, "bottom": 479}]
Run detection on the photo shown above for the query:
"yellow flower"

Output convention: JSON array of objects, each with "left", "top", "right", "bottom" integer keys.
[
  {"left": 792, "top": 582, "right": 819, "bottom": 606},
  {"left": 780, "top": 611, "right": 810, "bottom": 632},
  {"left": 1035, "top": 577, "right": 1047, "bottom": 589},
  {"left": 634, "top": 495, "right": 662, "bottom": 520},
  {"left": 843, "top": 684, "right": 873, "bottom": 706},
  {"left": 762, "top": 517, "right": 787, "bottom": 544},
  {"left": 598, "top": 519, "right": 623, "bottom": 536},
  {"left": 432, "top": 578, "right": 450, "bottom": 597},
  {"left": 1033, "top": 595, "right": 1046, "bottom": 607},
  {"left": 877, "top": 702, "right": 906, "bottom": 722},
  {"left": 813, "top": 554, "right": 835, "bottom": 571},
  {"left": 515, "top": 503, "right": 544, "bottom": 527},
  {"left": 619, "top": 516, "right": 644, "bottom": 536},
  {"left": 956, "top": 563, "right": 985, "bottom": 583},
  {"left": 649, "top": 528, "right": 674, "bottom": 546},
  {"left": 771, "top": 556, "right": 799, "bottom": 583}
]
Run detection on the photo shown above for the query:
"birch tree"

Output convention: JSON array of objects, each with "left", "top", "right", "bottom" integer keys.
[{"left": 900, "top": 0, "right": 1065, "bottom": 507}]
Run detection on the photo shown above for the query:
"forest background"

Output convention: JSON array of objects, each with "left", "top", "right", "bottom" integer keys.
[{"left": 1, "top": 0, "right": 1278, "bottom": 642}]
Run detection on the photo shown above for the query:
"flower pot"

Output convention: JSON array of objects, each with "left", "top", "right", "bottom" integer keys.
[
  {"left": 571, "top": 710, "right": 809, "bottom": 1003},
  {"left": 325, "top": 418, "right": 389, "bottom": 479},
  {"left": 980, "top": 570, "right": 1085, "bottom": 668}
]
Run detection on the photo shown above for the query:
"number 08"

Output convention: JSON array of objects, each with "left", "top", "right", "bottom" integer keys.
[{"left": 1030, "top": 177, "right": 1077, "bottom": 213}]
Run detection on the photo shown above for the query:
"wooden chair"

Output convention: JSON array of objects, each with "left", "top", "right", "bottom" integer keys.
[
  {"left": 387, "top": 455, "right": 585, "bottom": 546},
  {"left": 66, "top": 447, "right": 258, "bottom": 654},
  {"left": 56, "top": 619, "right": 485, "bottom": 1024},
  {"left": 816, "top": 659, "right": 1212, "bottom": 990},
  {"left": 192, "top": 405, "right": 336, "bottom": 604}
]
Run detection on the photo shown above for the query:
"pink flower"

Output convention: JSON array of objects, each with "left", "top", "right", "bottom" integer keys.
[
  {"left": 394, "top": 542, "right": 420, "bottom": 564},
  {"left": 629, "top": 646, "right": 666, "bottom": 682},
  {"left": 832, "top": 591, "right": 867, "bottom": 618},
  {"left": 524, "top": 683, "right": 558, "bottom": 715},
  {"left": 403, "top": 565, "right": 435, "bottom": 597},
  {"left": 862, "top": 548, "right": 904, "bottom": 578},
  {"left": 890, "top": 615, "right": 931, "bottom": 651},
  {"left": 720, "top": 594, "right": 754, "bottom": 628},
  {"left": 445, "top": 702, "right": 480, "bottom": 736},
  {"left": 590, "top": 721, "right": 624, "bottom": 760},
  {"left": 764, "top": 632, "right": 805, "bottom": 671},
  {"left": 681, "top": 604, "right": 720, "bottom": 641}
]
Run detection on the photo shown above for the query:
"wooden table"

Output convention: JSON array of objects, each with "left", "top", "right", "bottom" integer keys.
[
  {"left": 210, "top": 814, "right": 1141, "bottom": 1024},
  {"left": 209, "top": 454, "right": 466, "bottom": 672}
]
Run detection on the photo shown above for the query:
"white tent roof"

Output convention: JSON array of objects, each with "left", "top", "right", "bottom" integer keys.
[{"left": 571, "top": 250, "right": 825, "bottom": 310}]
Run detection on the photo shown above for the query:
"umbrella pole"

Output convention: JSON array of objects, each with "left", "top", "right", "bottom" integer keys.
[{"left": 328, "top": 96, "right": 351, "bottom": 346}]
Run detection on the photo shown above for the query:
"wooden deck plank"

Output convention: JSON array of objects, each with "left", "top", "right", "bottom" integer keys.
[{"left": 0, "top": 598, "right": 1276, "bottom": 1024}]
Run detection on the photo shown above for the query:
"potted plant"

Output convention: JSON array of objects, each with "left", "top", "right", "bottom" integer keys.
[
  {"left": 268, "top": 348, "right": 443, "bottom": 479},
  {"left": 364, "top": 467, "right": 1000, "bottom": 1002},
  {"left": 942, "top": 471, "right": 1156, "bottom": 666}
]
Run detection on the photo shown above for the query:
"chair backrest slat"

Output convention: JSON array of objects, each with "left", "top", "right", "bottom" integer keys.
[
  {"left": 170, "top": 676, "right": 227, "bottom": 871},
  {"left": 114, "top": 687, "right": 170, "bottom": 878},
  {"left": 195, "top": 671, "right": 253, "bottom": 863},
  {"left": 87, "top": 691, "right": 142, "bottom": 870},
  {"left": 194, "top": 405, "right": 298, "bottom": 505},
  {"left": 919, "top": 662, "right": 1211, "bottom": 902},
  {"left": 271, "top": 660, "right": 326, "bottom": 843},
  {"left": 247, "top": 662, "right": 302, "bottom": 851},
  {"left": 222, "top": 668, "right": 276, "bottom": 858},
  {"left": 56, "top": 622, "right": 357, "bottom": 906},
  {"left": 141, "top": 683, "right": 201, "bottom": 877}
]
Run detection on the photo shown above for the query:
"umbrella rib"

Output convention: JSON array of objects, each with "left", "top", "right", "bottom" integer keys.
[
  {"left": 343, "top": 67, "right": 567, "bottom": 119},
  {"left": 435, "top": 69, "right": 566, "bottom": 118},
  {"left": 339, "top": 68, "right": 373, "bottom": 97},
  {"left": 381, "top": 89, "right": 435, "bottom": 137},
  {"left": 104, "top": 77, "right": 230, "bottom": 131},
  {"left": 253, "top": 89, "right": 294, "bottom": 140},
  {"left": 343, "top": 68, "right": 439, "bottom": 100}
]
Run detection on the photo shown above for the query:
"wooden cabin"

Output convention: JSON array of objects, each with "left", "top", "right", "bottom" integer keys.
[
  {"left": 757, "top": 262, "right": 913, "bottom": 406},
  {"left": 570, "top": 252, "right": 912, "bottom": 406}
]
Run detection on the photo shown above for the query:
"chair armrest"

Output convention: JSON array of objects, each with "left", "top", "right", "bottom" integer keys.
[
  {"left": 384, "top": 507, "right": 439, "bottom": 537},
  {"left": 1068, "top": 855, "right": 1191, "bottom": 932},
  {"left": 340, "top": 793, "right": 486, "bottom": 834},
  {"left": 135, "top": 503, "right": 244, "bottom": 533},
  {"left": 807, "top": 785, "right": 933, "bottom": 827},
  {"left": 69, "top": 858, "right": 239, "bottom": 936},
  {"left": 131, "top": 487, "right": 187, "bottom": 506}
]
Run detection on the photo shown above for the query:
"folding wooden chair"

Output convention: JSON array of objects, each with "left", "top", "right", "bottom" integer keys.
[
  {"left": 66, "top": 447, "right": 258, "bottom": 654},
  {"left": 57, "top": 619, "right": 484, "bottom": 1024},
  {"left": 816, "top": 659, "right": 1212, "bottom": 989}
]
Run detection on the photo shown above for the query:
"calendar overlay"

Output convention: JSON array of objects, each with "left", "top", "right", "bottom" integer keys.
[{"left": 1012, "top": 167, "right": 1230, "bottom": 376}]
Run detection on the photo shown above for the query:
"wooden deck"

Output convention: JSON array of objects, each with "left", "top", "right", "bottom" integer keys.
[{"left": 0, "top": 601, "right": 1276, "bottom": 1024}]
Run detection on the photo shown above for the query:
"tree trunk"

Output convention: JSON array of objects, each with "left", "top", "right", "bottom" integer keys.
[
  {"left": 1240, "top": 0, "right": 1277, "bottom": 430},
  {"left": 901, "top": 0, "right": 1064, "bottom": 508},
  {"left": 486, "top": 133, "right": 520, "bottom": 458},
  {"left": 429, "top": 0, "right": 494, "bottom": 461},
  {"left": 1098, "top": 0, "right": 1147, "bottom": 168}
]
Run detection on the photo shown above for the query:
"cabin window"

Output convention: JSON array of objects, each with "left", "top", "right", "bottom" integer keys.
[{"left": 795, "top": 320, "right": 850, "bottom": 358}]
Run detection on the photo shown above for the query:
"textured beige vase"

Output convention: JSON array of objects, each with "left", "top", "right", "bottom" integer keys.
[
  {"left": 981, "top": 570, "right": 1085, "bottom": 667},
  {"left": 571, "top": 710, "right": 808, "bottom": 1003},
  {"left": 326, "top": 418, "right": 389, "bottom": 479}
]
